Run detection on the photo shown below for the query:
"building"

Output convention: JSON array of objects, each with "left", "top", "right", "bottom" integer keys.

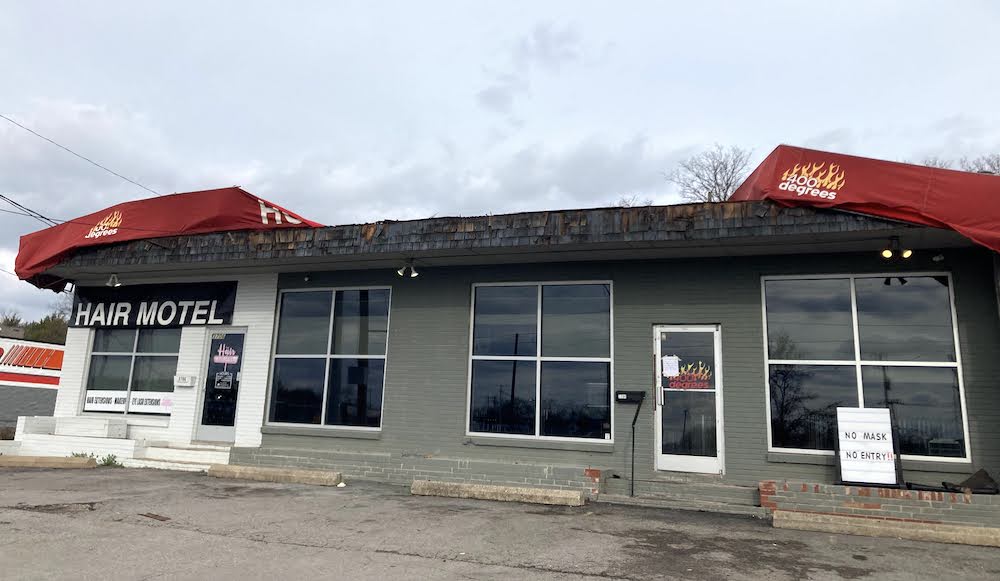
[
  {"left": 9, "top": 147, "right": 1000, "bottom": 503},
  {"left": 0, "top": 338, "right": 62, "bottom": 428}
]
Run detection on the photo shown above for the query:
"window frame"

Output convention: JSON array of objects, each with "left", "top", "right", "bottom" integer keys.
[
  {"left": 760, "top": 272, "right": 971, "bottom": 462},
  {"left": 265, "top": 286, "right": 392, "bottom": 431},
  {"left": 465, "top": 280, "right": 615, "bottom": 443},
  {"left": 81, "top": 328, "right": 181, "bottom": 416}
]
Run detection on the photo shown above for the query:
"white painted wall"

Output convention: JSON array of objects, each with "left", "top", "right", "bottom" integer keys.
[
  {"left": 231, "top": 273, "right": 278, "bottom": 448},
  {"left": 52, "top": 327, "right": 91, "bottom": 418},
  {"left": 44, "top": 272, "right": 279, "bottom": 448}
]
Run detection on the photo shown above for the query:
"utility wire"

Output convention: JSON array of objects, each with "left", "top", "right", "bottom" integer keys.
[
  {"left": 0, "top": 193, "right": 58, "bottom": 226},
  {"left": 0, "top": 112, "right": 161, "bottom": 196},
  {"left": 1, "top": 193, "right": 178, "bottom": 235}
]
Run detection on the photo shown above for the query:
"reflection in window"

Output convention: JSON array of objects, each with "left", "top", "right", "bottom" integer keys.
[
  {"left": 276, "top": 292, "right": 332, "bottom": 355},
  {"left": 326, "top": 359, "right": 385, "bottom": 427},
  {"left": 469, "top": 282, "right": 613, "bottom": 440},
  {"left": 765, "top": 279, "right": 854, "bottom": 360},
  {"left": 472, "top": 286, "right": 537, "bottom": 356},
  {"left": 470, "top": 360, "right": 536, "bottom": 435},
  {"left": 85, "top": 328, "right": 180, "bottom": 415},
  {"left": 332, "top": 290, "right": 390, "bottom": 356},
  {"left": 269, "top": 289, "right": 391, "bottom": 427},
  {"left": 862, "top": 366, "right": 964, "bottom": 457},
  {"left": 769, "top": 365, "right": 858, "bottom": 450},
  {"left": 540, "top": 361, "right": 610, "bottom": 438},
  {"left": 661, "top": 391, "right": 716, "bottom": 457},
  {"left": 855, "top": 277, "right": 955, "bottom": 362},
  {"left": 269, "top": 358, "right": 325, "bottom": 424},
  {"left": 764, "top": 275, "right": 966, "bottom": 458},
  {"left": 542, "top": 284, "right": 611, "bottom": 358}
]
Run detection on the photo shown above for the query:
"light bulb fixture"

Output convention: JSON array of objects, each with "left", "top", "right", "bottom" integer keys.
[
  {"left": 105, "top": 274, "right": 122, "bottom": 288},
  {"left": 396, "top": 260, "right": 419, "bottom": 278},
  {"left": 880, "top": 236, "right": 911, "bottom": 260}
]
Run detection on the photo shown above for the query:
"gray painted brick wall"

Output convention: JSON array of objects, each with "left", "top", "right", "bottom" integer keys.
[{"left": 233, "top": 247, "right": 999, "bottom": 494}]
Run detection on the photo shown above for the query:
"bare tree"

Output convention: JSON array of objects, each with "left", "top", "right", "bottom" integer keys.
[
  {"left": 960, "top": 153, "right": 1000, "bottom": 175},
  {"left": 918, "top": 156, "right": 953, "bottom": 169},
  {"left": 666, "top": 144, "right": 752, "bottom": 203},
  {"left": 50, "top": 289, "right": 73, "bottom": 321},
  {"left": 612, "top": 194, "right": 654, "bottom": 208}
]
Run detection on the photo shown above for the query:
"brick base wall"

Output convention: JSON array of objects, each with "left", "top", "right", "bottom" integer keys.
[
  {"left": 231, "top": 447, "right": 603, "bottom": 496},
  {"left": 759, "top": 480, "right": 1000, "bottom": 529}
]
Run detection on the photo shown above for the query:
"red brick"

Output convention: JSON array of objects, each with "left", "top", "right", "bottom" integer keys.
[{"left": 583, "top": 468, "right": 601, "bottom": 482}]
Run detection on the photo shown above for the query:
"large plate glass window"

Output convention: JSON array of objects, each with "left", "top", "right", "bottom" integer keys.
[
  {"left": 469, "top": 282, "right": 612, "bottom": 441},
  {"left": 84, "top": 328, "right": 181, "bottom": 415},
  {"left": 763, "top": 275, "right": 967, "bottom": 459},
  {"left": 269, "top": 288, "right": 390, "bottom": 428}
]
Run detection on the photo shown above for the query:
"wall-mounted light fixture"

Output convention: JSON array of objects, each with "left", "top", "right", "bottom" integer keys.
[
  {"left": 880, "top": 236, "right": 912, "bottom": 260},
  {"left": 105, "top": 274, "right": 122, "bottom": 288},
  {"left": 396, "top": 260, "right": 419, "bottom": 278}
]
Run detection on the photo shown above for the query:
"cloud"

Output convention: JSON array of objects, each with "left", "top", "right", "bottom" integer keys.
[
  {"left": 245, "top": 134, "right": 685, "bottom": 225},
  {"left": 475, "top": 22, "right": 582, "bottom": 119},
  {"left": 513, "top": 22, "right": 581, "bottom": 73}
]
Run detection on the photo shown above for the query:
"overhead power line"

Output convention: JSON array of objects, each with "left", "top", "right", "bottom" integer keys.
[
  {"left": 0, "top": 112, "right": 161, "bottom": 196},
  {"left": 0, "top": 193, "right": 58, "bottom": 226}
]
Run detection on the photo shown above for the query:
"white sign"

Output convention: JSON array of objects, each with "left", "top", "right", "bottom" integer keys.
[
  {"left": 83, "top": 389, "right": 128, "bottom": 413},
  {"left": 661, "top": 355, "right": 680, "bottom": 378},
  {"left": 128, "top": 392, "right": 173, "bottom": 415},
  {"left": 836, "top": 407, "right": 898, "bottom": 485}
]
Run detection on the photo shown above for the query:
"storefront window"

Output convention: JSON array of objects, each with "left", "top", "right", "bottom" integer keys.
[
  {"left": 469, "top": 282, "right": 612, "bottom": 441},
  {"left": 764, "top": 275, "right": 966, "bottom": 459},
  {"left": 84, "top": 328, "right": 180, "bottom": 415},
  {"left": 269, "top": 288, "right": 390, "bottom": 428}
]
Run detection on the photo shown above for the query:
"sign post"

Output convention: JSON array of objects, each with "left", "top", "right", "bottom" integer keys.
[{"left": 835, "top": 407, "right": 904, "bottom": 487}]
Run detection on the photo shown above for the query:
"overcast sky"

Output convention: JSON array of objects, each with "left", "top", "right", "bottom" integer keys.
[{"left": 2, "top": 1, "right": 999, "bottom": 320}]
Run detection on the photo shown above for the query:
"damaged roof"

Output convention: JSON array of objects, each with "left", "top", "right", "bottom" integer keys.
[{"left": 46, "top": 200, "right": 971, "bottom": 281}]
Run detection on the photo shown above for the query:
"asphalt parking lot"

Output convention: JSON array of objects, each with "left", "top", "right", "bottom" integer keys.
[{"left": 1, "top": 468, "right": 997, "bottom": 580}]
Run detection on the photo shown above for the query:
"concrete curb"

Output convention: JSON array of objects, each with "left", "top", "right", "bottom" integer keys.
[
  {"left": 773, "top": 509, "right": 1000, "bottom": 548},
  {"left": 411, "top": 480, "right": 586, "bottom": 506},
  {"left": 207, "top": 464, "right": 343, "bottom": 486},
  {"left": 0, "top": 456, "right": 97, "bottom": 469}
]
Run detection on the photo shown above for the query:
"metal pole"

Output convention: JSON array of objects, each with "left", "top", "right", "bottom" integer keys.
[{"left": 630, "top": 398, "right": 643, "bottom": 497}]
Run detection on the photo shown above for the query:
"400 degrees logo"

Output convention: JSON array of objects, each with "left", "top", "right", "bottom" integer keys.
[
  {"left": 84, "top": 211, "right": 123, "bottom": 239},
  {"left": 778, "top": 162, "right": 846, "bottom": 200}
]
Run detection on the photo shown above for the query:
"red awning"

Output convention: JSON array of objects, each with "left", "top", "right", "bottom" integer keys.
[
  {"left": 730, "top": 145, "right": 1000, "bottom": 252},
  {"left": 16, "top": 187, "right": 322, "bottom": 290}
]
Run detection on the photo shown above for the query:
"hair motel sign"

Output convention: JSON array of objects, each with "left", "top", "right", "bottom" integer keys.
[{"left": 70, "top": 282, "right": 237, "bottom": 328}]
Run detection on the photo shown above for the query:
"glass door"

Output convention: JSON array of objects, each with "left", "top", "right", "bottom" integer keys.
[
  {"left": 654, "top": 325, "right": 724, "bottom": 474},
  {"left": 195, "top": 330, "right": 246, "bottom": 443}
]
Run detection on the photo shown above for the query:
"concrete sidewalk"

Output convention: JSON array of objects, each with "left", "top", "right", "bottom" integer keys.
[{"left": 1, "top": 468, "right": 997, "bottom": 580}]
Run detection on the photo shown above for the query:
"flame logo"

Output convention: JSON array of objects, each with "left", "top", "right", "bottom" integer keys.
[
  {"left": 781, "top": 162, "right": 846, "bottom": 190},
  {"left": 96, "top": 211, "right": 123, "bottom": 230},
  {"left": 84, "top": 211, "right": 124, "bottom": 239},
  {"left": 678, "top": 361, "right": 712, "bottom": 381}
]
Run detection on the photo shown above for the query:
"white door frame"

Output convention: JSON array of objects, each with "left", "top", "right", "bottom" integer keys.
[
  {"left": 194, "top": 326, "right": 247, "bottom": 443},
  {"left": 653, "top": 324, "right": 725, "bottom": 474}
]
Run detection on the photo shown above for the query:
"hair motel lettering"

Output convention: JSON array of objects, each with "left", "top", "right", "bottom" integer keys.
[
  {"left": 74, "top": 299, "right": 228, "bottom": 327},
  {"left": 70, "top": 282, "right": 237, "bottom": 328}
]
